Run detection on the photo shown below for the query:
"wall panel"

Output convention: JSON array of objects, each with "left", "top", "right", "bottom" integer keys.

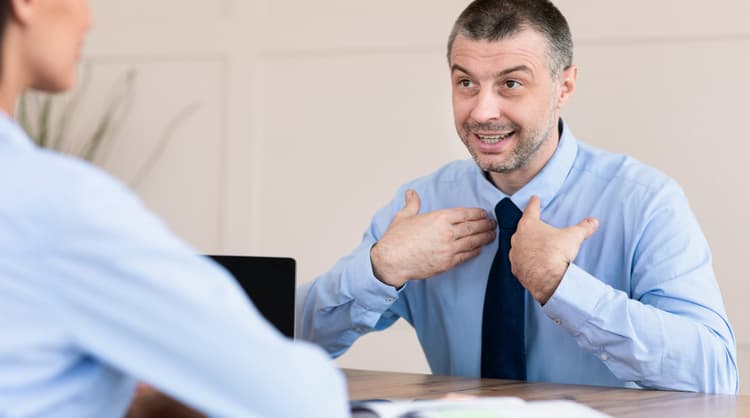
[
  {"left": 83, "top": 58, "right": 229, "bottom": 250},
  {"left": 256, "top": 51, "right": 462, "bottom": 277},
  {"left": 90, "top": 0, "right": 231, "bottom": 22}
]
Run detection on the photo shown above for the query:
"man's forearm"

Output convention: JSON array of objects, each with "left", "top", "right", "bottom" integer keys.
[{"left": 544, "top": 264, "right": 737, "bottom": 393}]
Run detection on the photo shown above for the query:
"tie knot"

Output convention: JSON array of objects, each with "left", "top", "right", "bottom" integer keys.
[{"left": 495, "top": 197, "right": 521, "bottom": 230}]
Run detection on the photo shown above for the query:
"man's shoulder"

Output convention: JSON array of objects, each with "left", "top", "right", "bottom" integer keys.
[{"left": 573, "top": 141, "right": 677, "bottom": 195}]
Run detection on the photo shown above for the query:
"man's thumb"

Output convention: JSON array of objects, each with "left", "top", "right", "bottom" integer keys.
[
  {"left": 574, "top": 217, "right": 599, "bottom": 241},
  {"left": 395, "top": 189, "right": 421, "bottom": 219}
]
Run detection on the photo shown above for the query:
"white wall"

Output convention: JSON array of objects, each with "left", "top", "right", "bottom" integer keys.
[{"left": 83, "top": 1, "right": 750, "bottom": 392}]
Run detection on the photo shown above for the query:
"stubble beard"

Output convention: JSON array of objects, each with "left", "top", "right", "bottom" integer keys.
[{"left": 460, "top": 99, "right": 559, "bottom": 174}]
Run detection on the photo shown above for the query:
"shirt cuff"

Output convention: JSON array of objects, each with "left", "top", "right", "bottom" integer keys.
[
  {"left": 344, "top": 243, "right": 402, "bottom": 313},
  {"left": 542, "top": 263, "right": 610, "bottom": 336}
]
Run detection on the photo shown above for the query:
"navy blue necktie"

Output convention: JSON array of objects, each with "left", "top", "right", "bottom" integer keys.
[{"left": 481, "top": 197, "right": 526, "bottom": 379}]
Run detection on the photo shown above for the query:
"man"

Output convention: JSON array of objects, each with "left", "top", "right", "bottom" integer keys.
[
  {"left": 0, "top": 0, "right": 348, "bottom": 416},
  {"left": 297, "top": 0, "right": 738, "bottom": 393}
]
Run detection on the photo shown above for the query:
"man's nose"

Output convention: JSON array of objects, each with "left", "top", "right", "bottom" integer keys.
[{"left": 469, "top": 89, "right": 503, "bottom": 123}]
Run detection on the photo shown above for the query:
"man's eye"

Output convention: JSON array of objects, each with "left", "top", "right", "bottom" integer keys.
[
  {"left": 459, "top": 79, "right": 474, "bottom": 88},
  {"left": 505, "top": 80, "right": 522, "bottom": 89}
]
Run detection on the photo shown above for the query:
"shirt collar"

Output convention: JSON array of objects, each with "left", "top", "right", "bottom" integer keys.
[
  {"left": 0, "top": 110, "right": 36, "bottom": 150},
  {"left": 473, "top": 118, "right": 579, "bottom": 211}
]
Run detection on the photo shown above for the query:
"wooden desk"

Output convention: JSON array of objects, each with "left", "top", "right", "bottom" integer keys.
[{"left": 345, "top": 369, "right": 749, "bottom": 418}]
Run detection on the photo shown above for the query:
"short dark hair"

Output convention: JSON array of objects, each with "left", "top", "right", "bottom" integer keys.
[{"left": 447, "top": 0, "right": 573, "bottom": 78}]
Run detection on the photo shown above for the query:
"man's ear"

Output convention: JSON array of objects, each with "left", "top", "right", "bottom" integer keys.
[
  {"left": 556, "top": 64, "right": 577, "bottom": 108},
  {"left": 9, "top": 0, "right": 35, "bottom": 26}
]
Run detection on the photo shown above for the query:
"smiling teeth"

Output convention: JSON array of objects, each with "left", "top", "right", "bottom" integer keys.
[{"left": 478, "top": 133, "right": 511, "bottom": 144}]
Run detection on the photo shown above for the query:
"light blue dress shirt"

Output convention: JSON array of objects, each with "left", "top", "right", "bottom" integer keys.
[
  {"left": 298, "top": 120, "right": 738, "bottom": 394},
  {"left": 0, "top": 113, "right": 349, "bottom": 418}
]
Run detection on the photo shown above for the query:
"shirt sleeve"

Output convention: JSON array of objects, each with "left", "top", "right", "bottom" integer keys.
[
  {"left": 43, "top": 168, "right": 350, "bottom": 418},
  {"left": 542, "top": 180, "right": 738, "bottom": 394},
  {"left": 296, "top": 190, "right": 405, "bottom": 357}
]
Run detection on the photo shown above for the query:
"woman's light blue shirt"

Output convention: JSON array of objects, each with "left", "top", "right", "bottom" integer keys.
[{"left": 0, "top": 113, "right": 348, "bottom": 418}]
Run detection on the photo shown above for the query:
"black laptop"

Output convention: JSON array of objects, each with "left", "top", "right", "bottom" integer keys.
[{"left": 207, "top": 255, "right": 296, "bottom": 338}]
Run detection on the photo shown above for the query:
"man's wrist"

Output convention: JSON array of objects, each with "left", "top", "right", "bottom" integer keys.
[
  {"left": 370, "top": 243, "right": 407, "bottom": 288},
  {"left": 524, "top": 261, "right": 568, "bottom": 305}
]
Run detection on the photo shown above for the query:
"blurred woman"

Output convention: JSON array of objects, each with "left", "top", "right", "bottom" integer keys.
[{"left": 0, "top": 1, "right": 349, "bottom": 417}]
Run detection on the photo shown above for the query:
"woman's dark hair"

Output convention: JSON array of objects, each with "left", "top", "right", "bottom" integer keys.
[
  {"left": 0, "top": 0, "right": 10, "bottom": 70},
  {"left": 0, "top": 0, "right": 9, "bottom": 37}
]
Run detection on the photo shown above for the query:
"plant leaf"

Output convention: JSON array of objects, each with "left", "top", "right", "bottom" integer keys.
[
  {"left": 130, "top": 101, "right": 201, "bottom": 188},
  {"left": 78, "top": 69, "right": 136, "bottom": 161},
  {"left": 52, "top": 63, "right": 93, "bottom": 152},
  {"left": 36, "top": 96, "right": 53, "bottom": 148},
  {"left": 17, "top": 93, "right": 34, "bottom": 141}
]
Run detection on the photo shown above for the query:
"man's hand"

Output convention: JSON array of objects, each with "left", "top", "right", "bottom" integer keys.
[
  {"left": 509, "top": 196, "right": 598, "bottom": 305},
  {"left": 370, "top": 189, "right": 496, "bottom": 288}
]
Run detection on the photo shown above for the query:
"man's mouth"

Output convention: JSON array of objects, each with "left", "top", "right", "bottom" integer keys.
[{"left": 476, "top": 132, "right": 514, "bottom": 145}]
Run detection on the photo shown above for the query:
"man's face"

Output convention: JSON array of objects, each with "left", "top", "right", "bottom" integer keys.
[{"left": 450, "top": 29, "right": 571, "bottom": 178}]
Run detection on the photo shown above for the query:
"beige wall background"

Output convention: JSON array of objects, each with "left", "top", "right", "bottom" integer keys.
[{"left": 81, "top": 1, "right": 749, "bottom": 392}]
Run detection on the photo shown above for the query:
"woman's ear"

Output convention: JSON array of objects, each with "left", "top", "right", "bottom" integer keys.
[{"left": 8, "top": 0, "right": 35, "bottom": 26}]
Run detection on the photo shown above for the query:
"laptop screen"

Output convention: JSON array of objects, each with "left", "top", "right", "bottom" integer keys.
[{"left": 207, "top": 255, "right": 296, "bottom": 338}]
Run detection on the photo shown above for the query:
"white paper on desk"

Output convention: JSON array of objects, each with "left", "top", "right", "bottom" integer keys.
[{"left": 350, "top": 397, "right": 612, "bottom": 418}]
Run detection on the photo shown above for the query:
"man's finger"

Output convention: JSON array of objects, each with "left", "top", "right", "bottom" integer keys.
[
  {"left": 453, "top": 229, "right": 496, "bottom": 252},
  {"left": 453, "top": 218, "right": 497, "bottom": 240},
  {"left": 394, "top": 189, "right": 421, "bottom": 220},
  {"left": 522, "top": 195, "right": 541, "bottom": 220},
  {"left": 451, "top": 247, "right": 483, "bottom": 267},
  {"left": 446, "top": 207, "right": 490, "bottom": 224}
]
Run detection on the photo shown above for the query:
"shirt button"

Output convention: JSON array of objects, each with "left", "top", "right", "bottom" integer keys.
[
  {"left": 385, "top": 297, "right": 394, "bottom": 303},
  {"left": 553, "top": 318, "right": 562, "bottom": 325},
  {"left": 599, "top": 353, "right": 609, "bottom": 361}
]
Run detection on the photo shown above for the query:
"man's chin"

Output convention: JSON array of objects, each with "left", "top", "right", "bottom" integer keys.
[{"left": 474, "top": 157, "right": 516, "bottom": 174}]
